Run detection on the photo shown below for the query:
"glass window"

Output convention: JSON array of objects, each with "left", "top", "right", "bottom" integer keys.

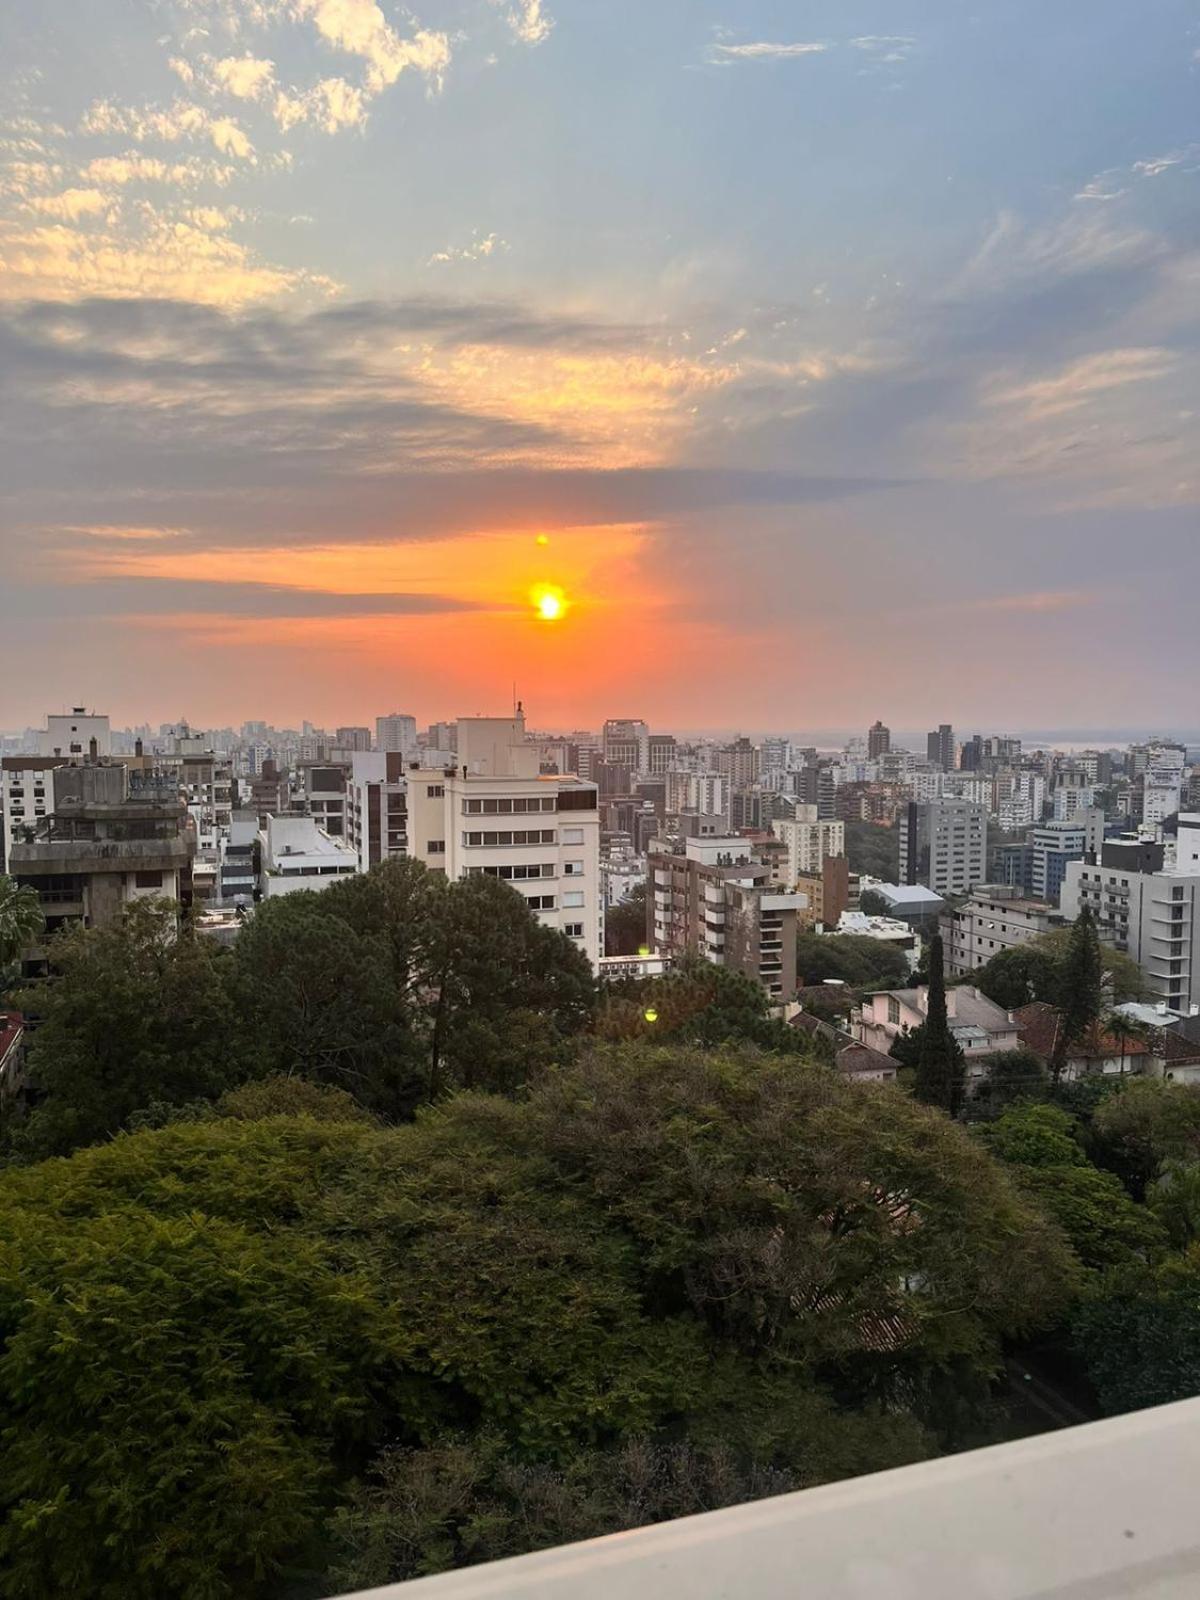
[{"left": 563, "top": 890, "right": 585, "bottom": 908}]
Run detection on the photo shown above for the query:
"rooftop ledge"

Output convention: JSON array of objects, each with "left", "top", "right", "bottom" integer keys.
[{"left": 332, "top": 1399, "right": 1200, "bottom": 1600}]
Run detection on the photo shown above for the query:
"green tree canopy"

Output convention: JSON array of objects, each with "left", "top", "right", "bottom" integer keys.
[
  {"left": 973, "top": 926, "right": 1145, "bottom": 1014},
  {"left": 912, "top": 935, "right": 965, "bottom": 1117},
  {"left": 8, "top": 900, "right": 233, "bottom": 1162},
  {"left": 0, "top": 873, "right": 44, "bottom": 984},
  {"left": 795, "top": 932, "right": 910, "bottom": 990},
  {"left": 0, "top": 1044, "right": 1077, "bottom": 1598},
  {"left": 843, "top": 821, "right": 899, "bottom": 880},
  {"left": 595, "top": 957, "right": 809, "bottom": 1053},
  {"left": 605, "top": 881, "right": 649, "bottom": 956},
  {"left": 1074, "top": 1244, "right": 1200, "bottom": 1415},
  {"left": 1089, "top": 1080, "right": 1200, "bottom": 1198}
]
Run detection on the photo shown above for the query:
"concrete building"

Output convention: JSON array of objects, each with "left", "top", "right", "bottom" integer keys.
[
  {"left": 39, "top": 709, "right": 111, "bottom": 760},
  {"left": 773, "top": 807, "right": 845, "bottom": 883},
  {"left": 8, "top": 763, "right": 194, "bottom": 946},
  {"left": 647, "top": 834, "right": 807, "bottom": 1003},
  {"left": 1144, "top": 745, "right": 1187, "bottom": 826},
  {"left": 718, "top": 737, "right": 760, "bottom": 790},
  {"left": 257, "top": 814, "right": 358, "bottom": 898},
  {"left": 898, "top": 799, "right": 988, "bottom": 897},
  {"left": 376, "top": 713, "right": 418, "bottom": 755},
  {"left": 218, "top": 816, "right": 258, "bottom": 905},
  {"left": 291, "top": 761, "right": 349, "bottom": 839},
  {"left": 335, "top": 727, "right": 373, "bottom": 753},
  {"left": 867, "top": 720, "right": 891, "bottom": 759},
  {"left": 1, "top": 756, "right": 59, "bottom": 871},
  {"left": 862, "top": 881, "right": 945, "bottom": 930},
  {"left": 1030, "top": 820, "right": 1087, "bottom": 903},
  {"left": 941, "top": 886, "right": 1065, "bottom": 978},
  {"left": 1062, "top": 842, "right": 1200, "bottom": 1015},
  {"left": 405, "top": 714, "right": 603, "bottom": 968},
  {"left": 169, "top": 750, "right": 233, "bottom": 857},
  {"left": 857, "top": 984, "right": 1020, "bottom": 1066},
  {"left": 794, "top": 854, "right": 850, "bottom": 930},
  {"left": 345, "top": 752, "right": 409, "bottom": 872},
  {"left": 602, "top": 719, "right": 650, "bottom": 773},
  {"left": 926, "top": 725, "right": 955, "bottom": 771}
]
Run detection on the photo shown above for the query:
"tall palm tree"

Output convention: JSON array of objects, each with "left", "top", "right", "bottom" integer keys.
[
  {"left": 0, "top": 874, "right": 44, "bottom": 992},
  {"left": 1106, "top": 1011, "right": 1144, "bottom": 1079}
]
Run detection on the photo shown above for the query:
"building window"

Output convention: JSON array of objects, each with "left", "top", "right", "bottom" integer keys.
[
  {"left": 564, "top": 922, "right": 585, "bottom": 938},
  {"left": 562, "top": 827, "right": 585, "bottom": 845},
  {"left": 134, "top": 870, "right": 163, "bottom": 889},
  {"left": 564, "top": 860, "right": 584, "bottom": 876},
  {"left": 462, "top": 796, "right": 554, "bottom": 815},
  {"left": 427, "top": 786, "right": 445, "bottom": 799},
  {"left": 887, "top": 996, "right": 901, "bottom": 1025},
  {"left": 525, "top": 894, "right": 557, "bottom": 911},
  {"left": 563, "top": 890, "right": 585, "bottom": 909},
  {"left": 463, "top": 830, "right": 556, "bottom": 847},
  {"left": 426, "top": 840, "right": 446, "bottom": 854}
]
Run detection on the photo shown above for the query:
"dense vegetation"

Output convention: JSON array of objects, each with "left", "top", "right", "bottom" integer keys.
[
  {"left": 3, "top": 860, "right": 1200, "bottom": 1599},
  {"left": 843, "top": 819, "right": 900, "bottom": 880}
]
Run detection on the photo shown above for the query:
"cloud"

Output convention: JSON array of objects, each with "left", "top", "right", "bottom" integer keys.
[
  {"left": 1133, "top": 152, "right": 1187, "bottom": 178},
  {"left": 495, "top": 1, "right": 553, "bottom": 46},
  {"left": 430, "top": 230, "right": 506, "bottom": 265},
  {"left": 709, "top": 40, "right": 828, "bottom": 63},
  {"left": 0, "top": 577, "right": 486, "bottom": 621},
  {"left": 288, "top": 0, "right": 451, "bottom": 93},
  {"left": 987, "top": 347, "right": 1175, "bottom": 420},
  {"left": 969, "top": 589, "right": 1104, "bottom": 615},
  {"left": 81, "top": 153, "right": 235, "bottom": 188},
  {"left": 81, "top": 98, "right": 257, "bottom": 163},
  {"left": 25, "top": 187, "right": 111, "bottom": 220},
  {"left": 211, "top": 54, "right": 277, "bottom": 100},
  {"left": 273, "top": 77, "right": 367, "bottom": 132}
]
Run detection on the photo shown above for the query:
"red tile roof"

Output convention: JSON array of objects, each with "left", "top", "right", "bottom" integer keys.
[{"left": 1013, "top": 1002, "right": 1150, "bottom": 1064}]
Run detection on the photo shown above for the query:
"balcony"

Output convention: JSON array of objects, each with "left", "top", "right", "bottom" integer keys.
[{"left": 330, "top": 1399, "right": 1200, "bottom": 1600}]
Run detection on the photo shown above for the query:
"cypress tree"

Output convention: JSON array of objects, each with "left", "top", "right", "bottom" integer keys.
[
  {"left": 914, "top": 933, "right": 965, "bottom": 1116},
  {"left": 1052, "top": 907, "right": 1104, "bottom": 1082}
]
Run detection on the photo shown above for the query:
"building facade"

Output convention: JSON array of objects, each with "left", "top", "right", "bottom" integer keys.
[{"left": 899, "top": 799, "right": 988, "bottom": 896}]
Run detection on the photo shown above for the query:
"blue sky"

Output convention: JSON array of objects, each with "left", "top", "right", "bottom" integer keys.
[{"left": 0, "top": 0, "right": 1197, "bottom": 732}]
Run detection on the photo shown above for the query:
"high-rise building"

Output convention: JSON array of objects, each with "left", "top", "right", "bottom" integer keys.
[
  {"left": 1143, "top": 744, "right": 1187, "bottom": 826},
  {"left": 38, "top": 708, "right": 111, "bottom": 760},
  {"left": 1029, "top": 820, "right": 1087, "bottom": 903},
  {"left": 867, "top": 721, "right": 891, "bottom": 760},
  {"left": 773, "top": 807, "right": 845, "bottom": 884},
  {"left": 376, "top": 714, "right": 419, "bottom": 755},
  {"left": 926, "top": 725, "right": 955, "bottom": 771},
  {"left": 718, "top": 737, "right": 760, "bottom": 790},
  {"left": 646, "top": 834, "right": 807, "bottom": 1002},
  {"left": 941, "top": 887, "right": 1065, "bottom": 977},
  {"left": 335, "top": 726, "right": 373, "bottom": 753},
  {"left": 406, "top": 714, "right": 603, "bottom": 968},
  {"left": 602, "top": 719, "right": 650, "bottom": 773},
  {"left": 899, "top": 799, "right": 988, "bottom": 896},
  {"left": 345, "top": 753, "right": 409, "bottom": 871}
]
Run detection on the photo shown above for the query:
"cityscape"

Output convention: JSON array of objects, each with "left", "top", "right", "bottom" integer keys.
[{"left": 3, "top": 0, "right": 1200, "bottom": 1596}]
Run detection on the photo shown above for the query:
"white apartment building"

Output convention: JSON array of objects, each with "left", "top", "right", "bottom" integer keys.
[
  {"left": 376, "top": 714, "right": 418, "bottom": 755},
  {"left": 1177, "top": 814, "right": 1200, "bottom": 873},
  {"left": 407, "top": 715, "right": 603, "bottom": 968},
  {"left": 1062, "top": 845, "right": 1200, "bottom": 1014},
  {"left": 941, "top": 887, "right": 1064, "bottom": 978},
  {"left": 345, "top": 752, "right": 410, "bottom": 872},
  {"left": 899, "top": 799, "right": 988, "bottom": 897},
  {"left": 292, "top": 761, "right": 350, "bottom": 841},
  {"left": 994, "top": 772, "right": 1046, "bottom": 832},
  {"left": 1, "top": 758, "right": 58, "bottom": 870},
  {"left": 773, "top": 807, "right": 845, "bottom": 883},
  {"left": 39, "top": 709, "right": 111, "bottom": 760},
  {"left": 257, "top": 814, "right": 358, "bottom": 898},
  {"left": 1054, "top": 784, "right": 1096, "bottom": 823},
  {"left": 1145, "top": 746, "right": 1187, "bottom": 826},
  {"left": 665, "top": 770, "right": 728, "bottom": 821}
]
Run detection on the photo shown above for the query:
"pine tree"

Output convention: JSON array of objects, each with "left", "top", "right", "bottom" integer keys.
[
  {"left": 914, "top": 934, "right": 965, "bottom": 1116},
  {"left": 1052, "top": 908, "right": 1104, "bottom": 1082}
]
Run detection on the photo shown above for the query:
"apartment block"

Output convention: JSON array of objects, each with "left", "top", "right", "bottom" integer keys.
[
  {"left": 773, "top": 806, "right": 846, "bottom": 883},
  {"left": 899, "top": 799, "right": 988, "bottom": 896},
  {"left": 941, "top": 886, "right": 1065, "bottom": 978}
]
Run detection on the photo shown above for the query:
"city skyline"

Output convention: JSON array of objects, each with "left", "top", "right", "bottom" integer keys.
[{"left": 3, "top": 0, "right": 1199, "bottom": 727}]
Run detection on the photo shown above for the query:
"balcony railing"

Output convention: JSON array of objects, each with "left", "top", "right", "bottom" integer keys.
[{"left": 330, "top": 1398, "right": 1200, "bottom": 1600}]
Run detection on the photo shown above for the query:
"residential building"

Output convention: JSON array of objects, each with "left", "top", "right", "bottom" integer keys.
[
  {"left": 335, "top": 726, "right": 373, "bottom": 753},
  {"left": 8, "top": 763, "right": 194, "bottom": 947},
  {"left": 790, "top": 1012, "right": 899, "bottom": 1081},
  {"left": 718, "top": 737, "right": 760, "bottom": 789},
  {"left": 898, "top": 799, "right": 988, "bottom": 896},
  {"left": 793, "top": 854, "right": 850, "bottom": 930},
  {"left": 376, "top": 713, "right": 418, "bottom": 755},
  {"left": 834, "top": 911, "right": 919, "bottom": 970},
  {"left": 1030, "top": 820, "right": 1087, "bottom": 903},
  {"left": 218, "top": 816, "right": 258, "bottom": 904},
  {"left": 666, "top": 770, "right": 727, "bottom": 822},
  {"left": 773, "top": 807, "right": 845, "bottom": 883},
  {"left": 926, "top": 724, "right": 955, "bottom": 770},
  {"left": 647, "top": 834, "right": 807, "bottom": 1002},
  {"left": 941, "top": 887, "right": 1065, "bottom": 977},
  {"left": 1144, "top": 744, "right": 1187, "bottom": 826},
  {"left": 1, "top": 756, "right": 59, "bottom": 871},
  {"left": 39, "top": 709, "right": 111, "bottom": 760},
  {"left": 857, "top": 984, "right": 1020, "bottom": 1068},
  {"left": 602, "top": 719, "right": 650, "bottom": 772},
  {"left": 760, "top": 737, "right": 792, "bottom": 773},
  {"left": 867, "top": 720, "right": 891, "bottom": 759},
  {"left": 168, "top": 750, "right": 233, "bottom": 856},
  {"left": 1177, "top": 813, "right": 1200, "bottom": 873},
  {"left": 1013, "top": 1002, "right": 1152, "bottom": 1081},
  {"left": 646, "top": 734, "right": 677, "bottom": 775},
  {"left": 257, "top": 814, "right": 358, "bottom": 898},
  {"left": 345, "top": 752, "right": 410, "bottom": 872},
  {"left": 292, "top": 761, "right": 349, "bottom": 839},
  {"left": 1062, "top": 845, "right": 1200, "bottom": 1014},
  {"left": 406, "top": 714, "right": 603, "bottom": 968}
]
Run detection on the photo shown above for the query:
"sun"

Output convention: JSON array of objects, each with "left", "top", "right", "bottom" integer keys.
[{"left": 530, "top": 582, "right": 568, "bottom": 622}]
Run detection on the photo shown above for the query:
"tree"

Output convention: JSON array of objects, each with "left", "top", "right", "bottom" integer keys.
[
  {"left": 1074, "top": 1245, "right": 1200, "bottom": 1415},
  {"left": 973, "top": 944, "right": 1061, "bottom": 1011},
  {"left": 1090, "top": 1080, "right": 1200, "bottom": 1198},
  {"left": 795, "top": 932, "right": 910, "bottom": 990},
  {"left": 0, "top": 1045, "right": 1078, "bottom": 1597},
  {"left": 858, "top": 888, "right": 890, "bottom": 918},
  {"left": 968, "top": 1049, "right": 1049, "bottom": 1114},
  {"left": 979, "top": 1103, "right": 1165, "bottom": 1273},
  {"left": 605, "top": 881, "right": 649, "bottom": 956},
  {"left": 1052, "top": 910, "right": 1104, "bottom": 1082},
  {"left": 7, "top": 900, "right": 234, "bottom": 1162},
  {"left": 595, "top": 957, "right": 810, "bottom": 1054},
  {"left": 843, "top": 820, "right": 899, "bottom": 880},
  {"left": 913, "top": 935, "right": 965, "bottom": 1116},
  {"left": 0, "top": 874, "right": 43, "bottom": 986},
  {"left": 1105, "top": 1012, "right": 1145, "bottom": 1079},
  {"left": 1147, "top": 1159, "right": 1200, "bottom": 1250}
]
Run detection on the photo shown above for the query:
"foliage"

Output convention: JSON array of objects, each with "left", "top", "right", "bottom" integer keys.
[
  {"left": 967, "top": 1050, "right": 1049, "bottom": 1114},
  {"left": 980, "top": 1103, "right": 1165, "bottom": 1274},
  {"left": 1053, "top": 910, "right": 1104, "bottom": 1078},
  {"left": 1147, "top": 1159, "right": 1200, "bottom": 1250},
  {"left": 1090, "top": 1080, "right": 1200, "bottom": 1199},
  {"left": 913, "top": 936, "right": 965, "bottom": 1117},
  {"left": 973, "top": 927, "right": 1145, "bottom": 1013},
  {"left": 844, "top": 821, "right": 899, "bottom": 881},
  {"left": 595, "top": 957, "right": 808, "bottom": 1053},
  {"left": 858, "top": 888, "right": 890, "bottom": 918},
  {"left": 7, "top": 900, "right": 234, "bottom": 1162},
  {"left": 0, "top": 1044, "right": 1078, "bottom": 1597},
  {"left": 0, "top": 873, "right": 44, "bottom": 981},
  {"left": 795, "top": 932, "right": 910, "bottom": 990},
  {"left": 1074, "top": 1245, "right": 1200, "bottom": 1415},
  {"left": 605, "top": 881, "right": 649, "bottom": 956}
]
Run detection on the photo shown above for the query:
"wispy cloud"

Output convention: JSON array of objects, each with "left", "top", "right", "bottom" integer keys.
[
  {"left": 970, "top": 589, "right": 1104, "bottom": 615},
  {"left": 496, "top": 1, "right": 553, "bottom": 46},
  {"left": 288, "top": 0, "right": 451, "bottom": 94},
  {"left": 988, "top": 347, "right": 1175, "bottom": 420},
  {"left": 709, "top": 39, "right": 828, "bottom": 64},
  {"left": 430, "top": 230, "right": 507, "bottom": 265}
]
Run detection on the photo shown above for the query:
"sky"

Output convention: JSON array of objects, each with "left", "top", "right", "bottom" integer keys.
[{"left": 1, "top": 0, "right": 1198, "bottom": 735}]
